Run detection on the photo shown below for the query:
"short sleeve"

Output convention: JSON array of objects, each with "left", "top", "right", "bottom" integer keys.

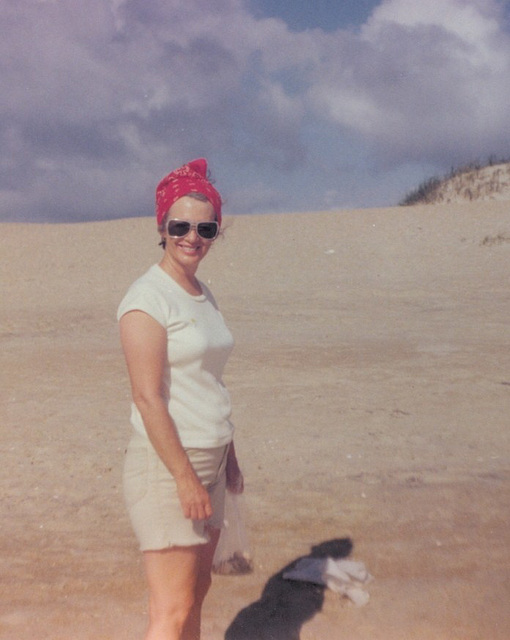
[{"left": 117, "top": 283, "right": 168, "bottom": 328}]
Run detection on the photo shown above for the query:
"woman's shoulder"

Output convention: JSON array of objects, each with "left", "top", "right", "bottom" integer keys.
[
  {"left": 198, "top": 280, "right": 219, "bottom": 309},
  {"left": 129, "top": 263, "right": 163, "bottom": 286},
  {"left": 117, "top": 265, "right": 174, "bottom": 323}
]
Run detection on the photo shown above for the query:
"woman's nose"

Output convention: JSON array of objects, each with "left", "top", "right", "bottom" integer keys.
[{"left": 187, "top": 226, "right": 199, "bottom": 241}]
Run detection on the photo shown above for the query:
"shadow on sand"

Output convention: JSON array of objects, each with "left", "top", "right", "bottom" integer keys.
[{"left": 225, "top": 537, "right": 353, "bottom": 640}]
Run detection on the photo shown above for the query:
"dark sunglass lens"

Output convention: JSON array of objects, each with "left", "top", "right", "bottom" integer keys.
[
  {"left": 197, "top": 223, "right": 218, "bottom": 239},
  {"left": 168, "top": 221, "right": 191, "bottom": 237}
]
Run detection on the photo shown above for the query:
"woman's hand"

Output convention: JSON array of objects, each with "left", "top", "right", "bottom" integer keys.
[
  {"left": 176, "top": 470, "right": 213, "bottom": 520},
  {"left": 226, "top": 442, "right": 244, "bottom": 494}
]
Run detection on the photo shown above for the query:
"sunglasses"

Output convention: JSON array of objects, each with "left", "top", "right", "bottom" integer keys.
[{"left": 167, "top": 218, "right": 219, "bottom": 240}]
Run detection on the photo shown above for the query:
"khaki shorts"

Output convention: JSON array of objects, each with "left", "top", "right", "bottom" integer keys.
[{"left": 123, "top": 433, "right": 229, "bottom": 551}]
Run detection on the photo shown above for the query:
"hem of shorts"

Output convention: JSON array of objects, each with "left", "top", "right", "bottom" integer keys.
[
  {"left": 138, "top": 522, "right": 223, "bottom": 552},
  {"left": 140, "top": 537, "right": 208, "bottom": 552}
]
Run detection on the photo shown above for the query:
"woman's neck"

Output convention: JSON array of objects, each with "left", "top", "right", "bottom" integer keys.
[{"left": 158, "top": 257, "right": 202, "bottom": 296}]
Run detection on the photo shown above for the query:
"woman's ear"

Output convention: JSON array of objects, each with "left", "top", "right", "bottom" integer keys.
[
  {"left": 158, "top": 218, "right": 167, "bottom": 249},
  {"left": 158, "top": 213, "right": 168, "bottom": 248}
]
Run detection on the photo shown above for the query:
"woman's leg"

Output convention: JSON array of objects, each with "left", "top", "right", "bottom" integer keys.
[
  {"left": 181, "top": 527, "right": 221, "bottom": 640},
  {"left": 142, "top": 528, "right": 220, "bottom": 640},
  {"left": 143, "top": 545, "right": 201, "bottom": 640}
]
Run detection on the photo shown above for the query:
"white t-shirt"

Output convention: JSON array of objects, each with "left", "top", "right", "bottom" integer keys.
[{"left": 117, "top": 264, "right": 234, "bottom": 448}]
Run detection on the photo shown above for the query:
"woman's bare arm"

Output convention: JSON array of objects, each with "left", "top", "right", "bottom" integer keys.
[{"left": 120, "top": 310, "right": 212, "bottom": 520}]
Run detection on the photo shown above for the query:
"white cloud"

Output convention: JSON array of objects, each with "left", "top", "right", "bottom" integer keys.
[
  {"left": 367, "top": 0, "right": 500, "bottom": 37},
  {"left": 364, "top": 0, "right": 504, "bottom": 67},
  {"left": 309, "top": 0, "right": 510, "bottom": 164}
]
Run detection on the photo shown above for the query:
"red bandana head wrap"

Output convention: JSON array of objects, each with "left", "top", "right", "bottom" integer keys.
[{"left": 155, "top": 158, "right": 222, "bottom": 227}]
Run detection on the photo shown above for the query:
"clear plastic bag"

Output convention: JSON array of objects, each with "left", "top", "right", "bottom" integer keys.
[{"left": 212, "top": 491, "right": 253, "bottom": 575}]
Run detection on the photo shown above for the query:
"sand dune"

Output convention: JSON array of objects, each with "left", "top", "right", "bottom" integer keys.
[
  {"left": 1, "top": 201, "right": 509, "bottom": 639},
  {"left": 401, "top": 161, "right": 510, "bottom": 205}
]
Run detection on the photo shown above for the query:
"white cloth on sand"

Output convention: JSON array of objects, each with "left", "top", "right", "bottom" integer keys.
[{"left": 283, "top": 557, "right": 373, "bottom": 606}]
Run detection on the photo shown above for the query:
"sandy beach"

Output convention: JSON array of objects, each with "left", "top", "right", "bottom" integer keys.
[{"left": 1, "top": 202, "right": 509, "bottom": 639}]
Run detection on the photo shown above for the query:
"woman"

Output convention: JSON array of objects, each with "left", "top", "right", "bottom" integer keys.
[{"left": 118, "top": 158, "right": 243, "bottom": 640}]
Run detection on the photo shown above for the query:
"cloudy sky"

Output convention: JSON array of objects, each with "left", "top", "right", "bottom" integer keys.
[{"left": 2, "top": 0, "right": 510, "bottom": 222}]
